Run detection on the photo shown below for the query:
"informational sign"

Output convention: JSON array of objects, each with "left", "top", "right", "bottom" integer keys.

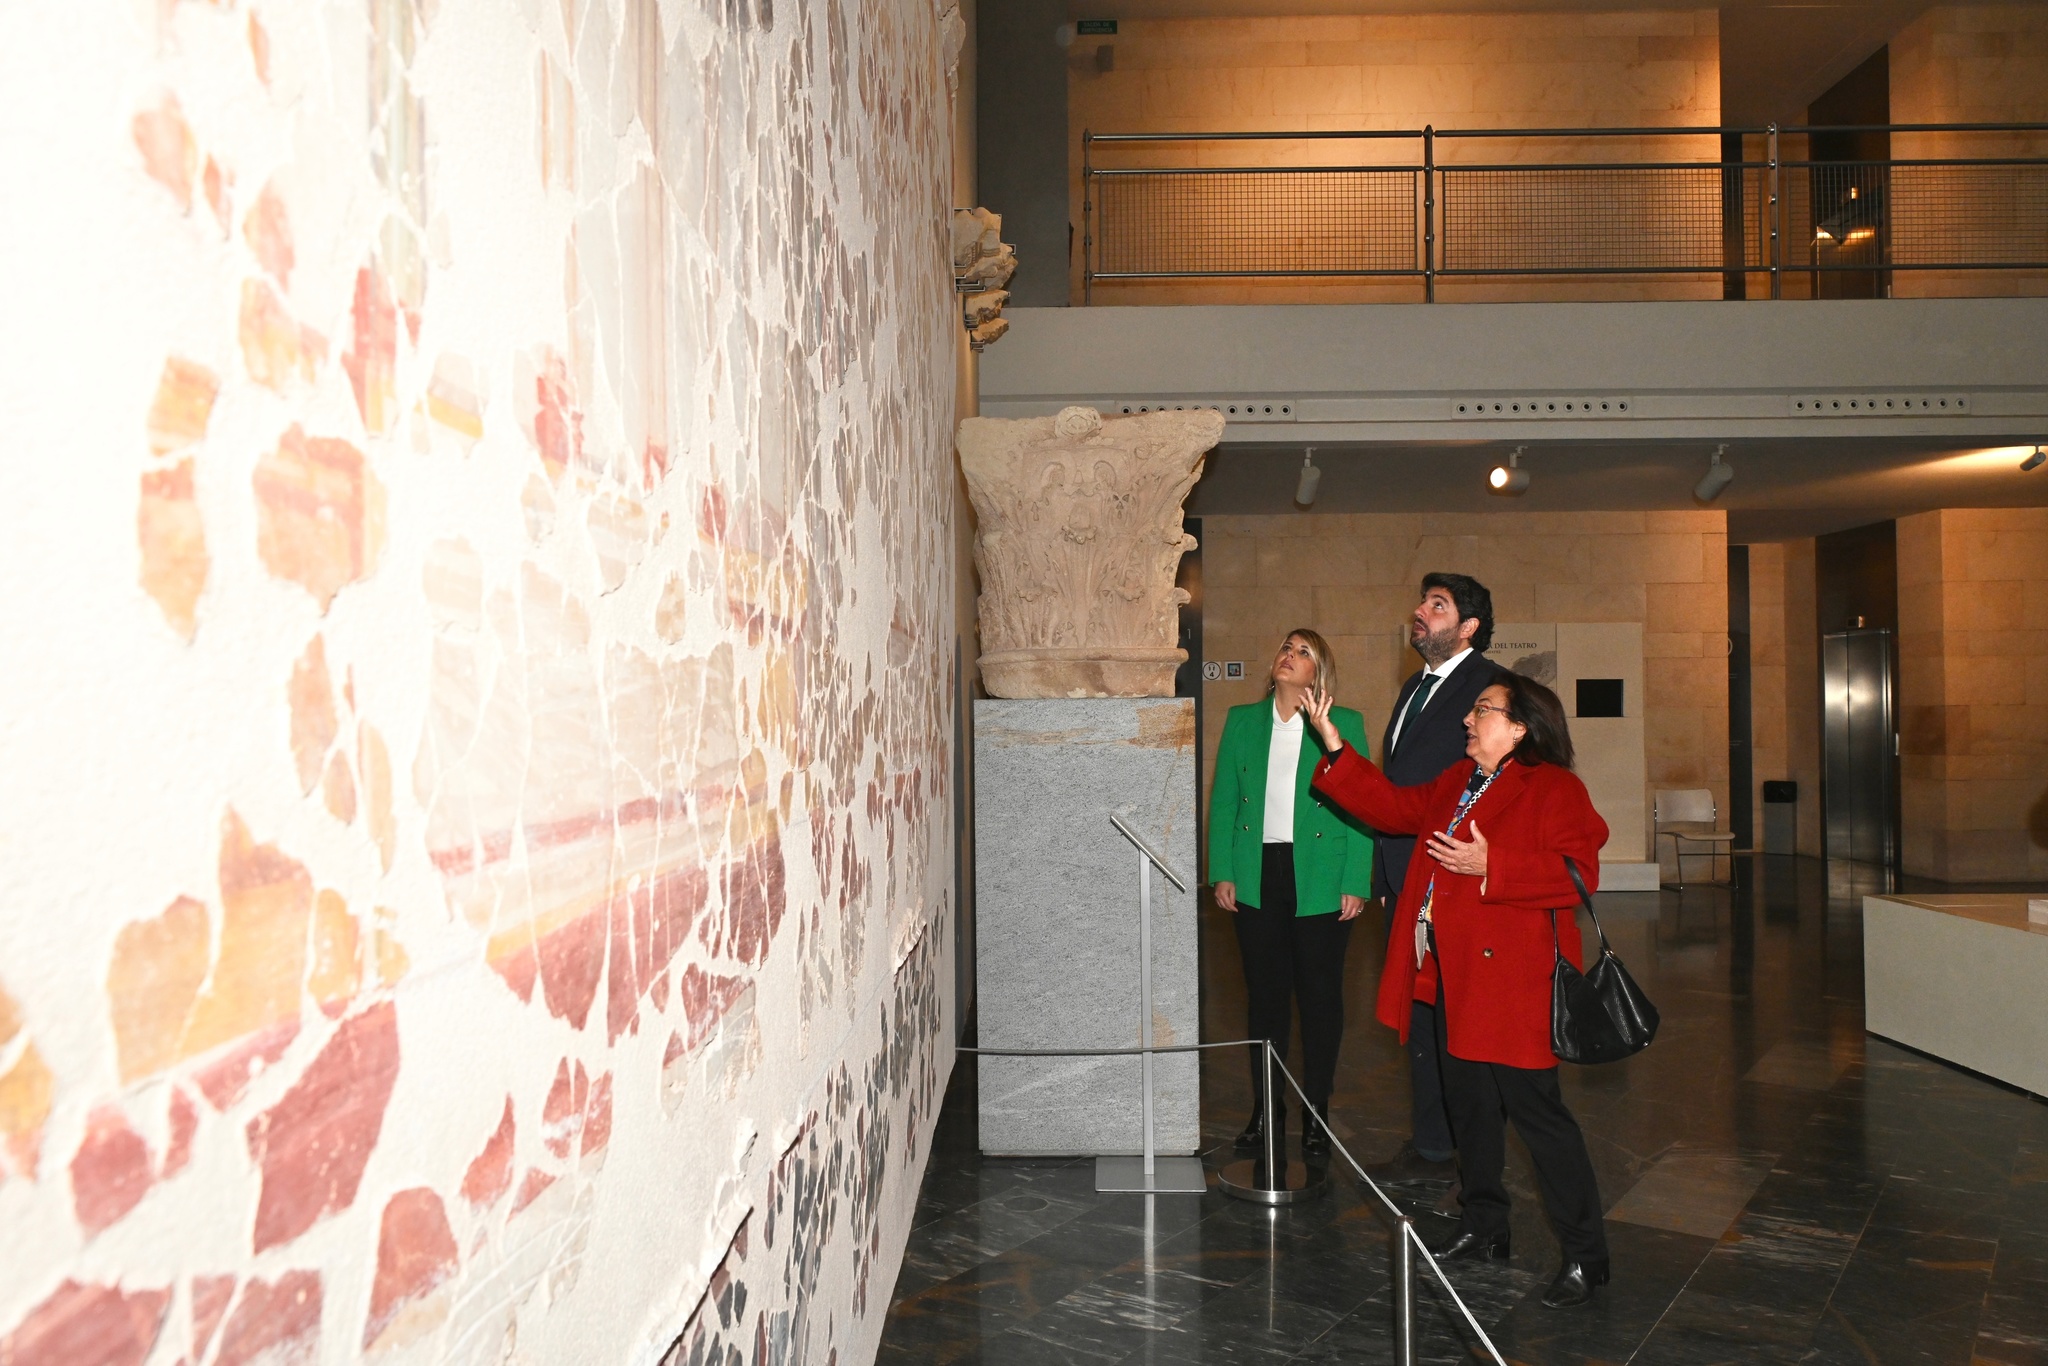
[
  {"left": 1223, "top": 661, "right": 1245, "bottom": 680},
  {"left": 1077, "top": 18, "right": 1118, "bottom": 34},
  {"left": 1202, "top": 661, "right": 1222, "bottom": 682}
]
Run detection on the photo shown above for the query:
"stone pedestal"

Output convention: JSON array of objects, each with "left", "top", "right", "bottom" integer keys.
[{"left": 973, "top": 698, "right": 1200, "bottom": 1156}]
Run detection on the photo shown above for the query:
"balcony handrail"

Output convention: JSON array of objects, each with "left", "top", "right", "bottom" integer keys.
[{"left": 1080, "top": 120, "right": 2048, "bottom": 302}]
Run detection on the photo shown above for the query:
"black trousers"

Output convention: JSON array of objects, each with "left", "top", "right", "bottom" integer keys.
[
  {"left": 1387, "top": 906, "right": 1455, "bottom": 1160},
  {"left": 1233, "top": 843, "right": 1354, "bottom": 1112},
  {"left": 1434, "top": 1004, "right": 1609, "bottom": 1265}
]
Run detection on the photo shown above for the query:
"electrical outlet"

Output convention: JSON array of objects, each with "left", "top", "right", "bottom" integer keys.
[
  {"left": 1791, "top": 394, "right": 1970, "bottom": 415},
  {"left": 1452, "top": 397, "right": 1632, "bottom": 418}
]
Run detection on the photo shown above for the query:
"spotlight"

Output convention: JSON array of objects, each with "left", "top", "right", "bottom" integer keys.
[
  {"left": 1488, "top": 446, "right": 1529, "bottom": 495},
  {"left": 1694, "top": 444, "right": 1735, "bottom": 502},
  {"left": 2022, "top": 446, "right": 2046, "bottom": 472},
  {"left": 1295, "top": 448, "right": 1322, "bottom": 505}
]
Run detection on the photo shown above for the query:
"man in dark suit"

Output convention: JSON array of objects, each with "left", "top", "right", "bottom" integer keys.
[{"left": 1362, "top": 572, "right": 1504, "bottom": 1189}]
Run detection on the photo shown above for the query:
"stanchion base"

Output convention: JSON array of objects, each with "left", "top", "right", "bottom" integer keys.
[
  {"left": 1216, "top": 1158, "right": 1326, "bottom": 1205},
  {"left": 1094, "top": 1155, "right": 1209, "bottom": 1193}
]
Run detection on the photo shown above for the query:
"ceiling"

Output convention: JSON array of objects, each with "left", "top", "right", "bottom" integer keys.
[
  {"left": 1062, "top": 0, "right": 1930, "bottom": 128},
  {"left": 1183, "top": 436, "right": 2048, "bottom": 540}
]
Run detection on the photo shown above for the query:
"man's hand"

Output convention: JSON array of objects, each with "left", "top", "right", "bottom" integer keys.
[
  {"left": 1215, "top": 881, "right": 1239, "bottom": 912},
  {"left": 1338, "top": 894, "right": 1366, "bottom": 921},
  {"left": 1425, "top": 820, "right": 1489, "bottom": 878}
]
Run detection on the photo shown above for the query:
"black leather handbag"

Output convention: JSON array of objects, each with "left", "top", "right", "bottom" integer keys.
[{"left": 1550, "top": 859, "right": 1659, "bottom": 1064}]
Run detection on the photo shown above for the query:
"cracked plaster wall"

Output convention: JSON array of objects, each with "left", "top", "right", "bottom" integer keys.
[{"left": 0, "top": 0, "right": 961, "bottom": 1362}]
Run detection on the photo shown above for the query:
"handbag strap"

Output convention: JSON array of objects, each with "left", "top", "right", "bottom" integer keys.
[{"left": 1562, "top": 856, "right": 1612, "bottom": 955}]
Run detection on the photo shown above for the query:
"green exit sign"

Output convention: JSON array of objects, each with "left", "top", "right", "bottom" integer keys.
[{"left": 1077, "top": 19, "right": 1117, "bottom": 35}]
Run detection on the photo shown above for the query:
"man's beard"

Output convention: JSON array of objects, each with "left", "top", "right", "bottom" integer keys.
[{"left": 1411, "top": 621, "right": 1465, "bottom": 667}]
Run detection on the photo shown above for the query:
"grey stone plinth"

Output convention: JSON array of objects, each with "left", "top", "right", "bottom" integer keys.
[{"left": 973, "top": 699, "right": 1201, "bottom": 1156}]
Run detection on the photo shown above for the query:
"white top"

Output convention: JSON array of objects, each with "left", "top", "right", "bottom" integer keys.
[
  {"left": 1264, "top": 700, "right": 1305, "bottom": 842},
  {"left": 1385, "top": 646, "right": 1474, "bottom": 755}
]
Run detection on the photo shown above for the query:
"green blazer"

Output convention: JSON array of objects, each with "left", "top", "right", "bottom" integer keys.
[{"left": 1208, "top": 700, "right": 1374, "bottom": 915}]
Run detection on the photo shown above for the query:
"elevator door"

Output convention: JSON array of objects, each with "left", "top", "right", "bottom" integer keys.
[{"left": 1822, "top": 629, "right": 1896, "bottom": 873}]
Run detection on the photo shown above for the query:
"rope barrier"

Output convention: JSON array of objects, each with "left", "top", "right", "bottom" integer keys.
[{"left": 958, "top": 1036, "right": 1512, "bottom": 1365}]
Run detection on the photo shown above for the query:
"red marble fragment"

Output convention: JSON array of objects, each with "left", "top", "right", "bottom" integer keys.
[
  {"left": 520, "top": 348, "right": 582, "bottom": 479},
  {"left": 605, "top": 889, "right": 641, "bottom": 1044},
  {"left": 131, "top": 94, "right": 195, "bottom": 211},
  {"left": 188, "top": 1019, "right": 300, "bottom": 1113},
  {"left": 509, "top": 1168, "right": 555, "bottom": 1215},
  {"left": 459, "top": 1098, "right": 515, "bottom": 1208},
  {"left": 242, "top": 181, "right": 294, "bottom": 287},
  {"left": 536, "top": 902, "right": 605, "bottom": 1030},
  {"left": 70, "top": 1106, "right": 154, "bottom": 1236},
  {"left": 362, "top": 1188, "right": 457, "bottom": 1349},
  {"left": 540, "top": 1060, "right": 586, "bottom": 1159},
  {"left": 161, "top": 1088, "right": 198, "bottom": 1177},
  {"left": 721, "top": 839, "right": 787, "bottom": 967},
  {"left": 189, "top": 1276, "right": 235, "bottom": 1362},
  {"left": 0, "top": 1279, "right": 168, "bottom": 1366},
  {"left": 244, "top": 1002, "right": 400, "bottom": 1253},
  {"left": 678, "top": 965, "right": 749, "bottom": 1054},
  {"left": 581, "top": 1073, "right": 613, "bottom": 1156},
  {"left": 213, "top": 1271, "right": 320, "bottom": 1366},
  {"left": 489, "top": 936, "right": 537, "bottom": 1004},
  {"left": 341, "top": 264, "right": 397, "bottom": 434}
]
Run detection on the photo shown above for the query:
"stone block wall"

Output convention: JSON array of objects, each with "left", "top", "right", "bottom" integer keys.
[
  {"left": 0, "top": 2, "right": 963, "bottom": 1364},
  {"left": 1890, "top": 4, "right": 2048, "bottom": 297},
  {"left": 1898, "top": 509, "right": 2048, "bottom": 881},
  {"left": 1198, "top": 511, "right": 1728, "bottom": 864},
  {"left": 1067, "top": 10, "right": 1721, "bottom": 305}
]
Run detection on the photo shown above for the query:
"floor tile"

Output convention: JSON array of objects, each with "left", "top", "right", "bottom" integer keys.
[
  {"left": 1606, "top": 1145, "right": 1778, "bottom": 1238},
  {"left": 879, "top": 857, "right": 2047, "bottom": 1366}
]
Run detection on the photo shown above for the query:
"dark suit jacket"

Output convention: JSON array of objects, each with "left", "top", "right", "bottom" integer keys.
[{"left": 1371, "top": 649, "right": 1506, "bottom": 904}]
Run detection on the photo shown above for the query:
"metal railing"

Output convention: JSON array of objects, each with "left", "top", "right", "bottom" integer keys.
[{"left": 1080, "top": 123, "right": 2048, "bottom": 302}]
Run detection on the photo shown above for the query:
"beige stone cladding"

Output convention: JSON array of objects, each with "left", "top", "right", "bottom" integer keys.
[
  {"left": 1897, "top": 509, "right": 2048, "bottom": 881},
  {"left": 1069, "top": 10, "right": 1721, "bottom": 306},
  {"left": 1890, "top": 4, "right": 2048, "bottom": 298},
  {"left": 1199, "top": 511, "right": 1727, "bottom": 866}
]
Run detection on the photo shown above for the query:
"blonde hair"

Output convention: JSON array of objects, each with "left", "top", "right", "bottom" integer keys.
[{"left": 1267, "top": 628, "right": 1338, "bottom": 700}]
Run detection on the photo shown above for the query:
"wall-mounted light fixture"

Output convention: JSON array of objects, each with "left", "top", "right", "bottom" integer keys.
[
  {"left": 1694, "top": 443, "right": 1735, "bottom": 501},
  {"left": 1487, "top": 446, "right": 1529, "bottom": 495},
  {"left": 1295, "top": 448, "right": 1322, "bottom": 505},
  {"left": 2023, "top": 445, "right": 2047, "bottom": 472}
]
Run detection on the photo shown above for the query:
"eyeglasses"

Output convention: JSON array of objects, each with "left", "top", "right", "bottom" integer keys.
[{"left": 1468, "top": 703, "right": 1511, "bottom": 720}]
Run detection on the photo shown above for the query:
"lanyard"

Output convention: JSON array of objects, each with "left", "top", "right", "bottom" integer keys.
[{"left": 1415, "top": 762, "right": 1505, "bottom": 970}]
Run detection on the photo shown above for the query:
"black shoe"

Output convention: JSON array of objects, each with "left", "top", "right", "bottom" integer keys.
[
  {"left": 1425, "top": 1228, "right": 1510, "bottom": 1262},
  {"left": 1541, "top": 1259, "right": 1609, "bottom": 1309},
  {"left": 1303, "top": 1104, "right": 1331, "bottom": 1160},
  {"left": 1233, "top": 1106, "right": 1286, "bottom": 1154},
  {"left": 1362, "top": 1141, "right": 1457, "bottom": 1187}
]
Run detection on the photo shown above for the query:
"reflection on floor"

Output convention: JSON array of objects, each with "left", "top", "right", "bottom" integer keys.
[{"left": 876, "top": 857, "right": 2048, "bottom": 1365}]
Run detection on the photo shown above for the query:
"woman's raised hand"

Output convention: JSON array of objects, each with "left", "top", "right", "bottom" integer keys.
[{"left": 1305, "top": 684, "right": 1344, "bottom": 752}]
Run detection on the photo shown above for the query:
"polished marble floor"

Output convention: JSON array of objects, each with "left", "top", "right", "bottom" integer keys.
[{"left": 877, "top": 857, "right": 2048, "bottom": 1365}]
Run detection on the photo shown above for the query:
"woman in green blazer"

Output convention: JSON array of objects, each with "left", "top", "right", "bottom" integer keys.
[{"left": 1209, "top": 628, "right": 1374, "bottom": 1160}]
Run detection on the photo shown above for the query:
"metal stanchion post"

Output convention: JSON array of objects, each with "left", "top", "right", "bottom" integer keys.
[
  {"left": 1097, "top": 815, "right": 1205, "bottom": 1193},
  {"left": 1260, "top": 1040, "right": 1278, "bottom": 1180},
  {"left": 1218, "top": 1039, "right": 1324, "bottom": 1203},
  {"left": 1393, "top": 1215, "right": 1417, "bottom": 1365}
]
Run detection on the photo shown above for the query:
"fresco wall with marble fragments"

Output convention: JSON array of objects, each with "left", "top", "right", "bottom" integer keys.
[{"left": 0, "top": 0, "right": 962, "bottom": 1363}]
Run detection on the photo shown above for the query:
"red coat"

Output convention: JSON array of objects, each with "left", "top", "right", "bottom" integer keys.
[{"left": 1311, "top": 746, "right": 1609, "bottom": 1069}]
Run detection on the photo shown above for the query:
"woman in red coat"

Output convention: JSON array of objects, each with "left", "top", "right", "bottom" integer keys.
[{"left": 1305, "top": 672, "right": 1611, "bottom": 1309}]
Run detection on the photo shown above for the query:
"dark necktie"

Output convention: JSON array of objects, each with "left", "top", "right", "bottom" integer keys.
[{"left": 1395, "top": 674, "right": 1437, "bottom": 754}]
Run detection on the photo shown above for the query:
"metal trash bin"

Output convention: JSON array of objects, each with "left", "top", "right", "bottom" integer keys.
[{"left": 1762, "top": 780, "right": 1797, "bottom": 855}]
